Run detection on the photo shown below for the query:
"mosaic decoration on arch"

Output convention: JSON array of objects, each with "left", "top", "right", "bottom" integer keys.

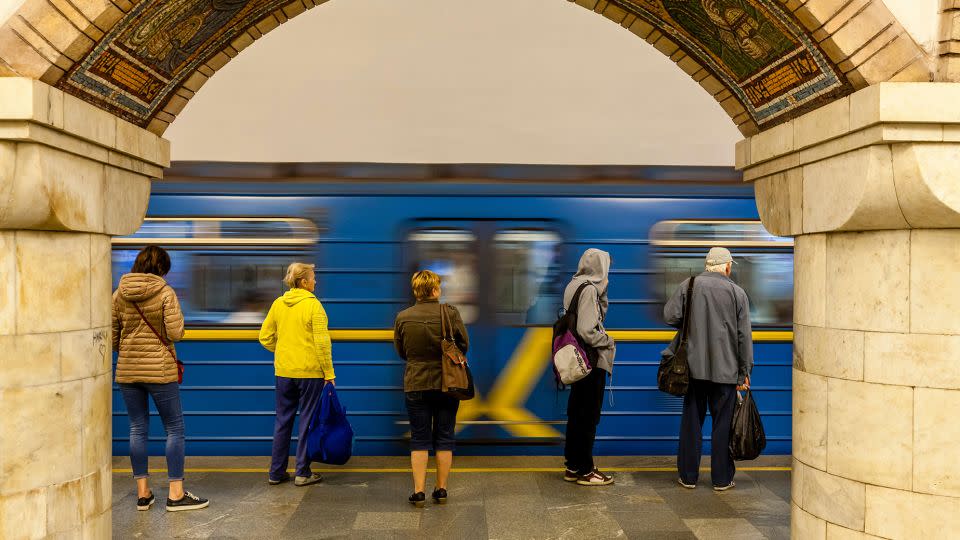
[
  {"left": 56, "top": 0, "right": 851, "bottom": 129},
  {"left": 612, "top": 0, "right": 852, "bottom": 126},
  {"left": 58, "top": 0, "right": 293, "bottom": 127}
]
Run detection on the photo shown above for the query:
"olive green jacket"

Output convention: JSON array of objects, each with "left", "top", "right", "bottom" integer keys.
[{"left": 394, "top": 300, "right": 469, "bottom": 392}]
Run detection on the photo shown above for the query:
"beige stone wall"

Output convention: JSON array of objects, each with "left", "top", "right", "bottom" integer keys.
[
  {"left": 741, "top": 82, "right": 960, "bottom": 540},
  {"left": 0, "top": 78, "right": 168, "bottom": 540}
]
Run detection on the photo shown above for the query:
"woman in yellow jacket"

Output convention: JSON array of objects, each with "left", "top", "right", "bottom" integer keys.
[{"left": 259, "top": 262, "right": 335, "bottom": 487}]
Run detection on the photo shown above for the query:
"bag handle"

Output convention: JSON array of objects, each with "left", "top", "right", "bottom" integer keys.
[
  {"left": 131, "top": 296, "right": 177, "bottom": 362},
  {"left": 440, "top": 303, "right": 451, "bottom": 341},
  {"left": 677, "top": 276, "right": 697, "bottom": 345}
]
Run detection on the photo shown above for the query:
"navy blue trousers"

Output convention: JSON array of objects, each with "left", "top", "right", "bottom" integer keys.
[
  {"left": 270, "top": 376, "right": 324, "bottom": 480},
  {"left": 677, "top": 378, "right": 737, "bottom": 487}
]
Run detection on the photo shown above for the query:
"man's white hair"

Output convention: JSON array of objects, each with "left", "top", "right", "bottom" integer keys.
[{"left": 706, "top": 262, "right": 730, "bottom": 273}]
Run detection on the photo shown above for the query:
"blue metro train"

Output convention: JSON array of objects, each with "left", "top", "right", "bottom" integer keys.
[{"left": 111, "top": 163, "right": 794, "bottom": 457}]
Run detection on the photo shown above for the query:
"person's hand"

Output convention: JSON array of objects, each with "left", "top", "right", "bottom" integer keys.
[
  {"left": 325, "top": 378, "right": 335, "bottom": 386},
  {"left": 737, "top": 376, "right": 750, "bottom": 391}
]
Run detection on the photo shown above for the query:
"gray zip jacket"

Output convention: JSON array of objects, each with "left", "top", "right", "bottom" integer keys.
[
  {"left": 662, "top": 271, "right": 753, "bottom": 385},
  {"left": 563, "top": 249, "right": 615, "bottom": 375}
]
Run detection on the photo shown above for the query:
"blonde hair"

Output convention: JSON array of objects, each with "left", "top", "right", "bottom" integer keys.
[
  {"left": 411, "top": 270, "right": 441, "bottom": 301},
  {"left": 284, "top": 262, "right": 315, "bottom": 289},
  {"left": 706, "top": 262, "right": 730, "bottom": 273}
]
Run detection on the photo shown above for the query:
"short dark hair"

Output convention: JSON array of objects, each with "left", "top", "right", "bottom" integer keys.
[{"left": 131, "top": 246, "right": 171, "bottom": 276}]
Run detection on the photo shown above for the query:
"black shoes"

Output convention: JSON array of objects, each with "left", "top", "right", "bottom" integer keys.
[
  {"left": 268, "top": 472, "right": 291, "bottom": 485},
  {"left": 166, "top": 491, "right": 209, "bottom": 512},
  {"left": 408, "top": 491, "right": 426, "bottom": 508},
  {"left": 431, "top": 488, "right": 448, "bottom": 504},
  {"left": 136, "top": 492, "right": 155, "bottom": 511}
]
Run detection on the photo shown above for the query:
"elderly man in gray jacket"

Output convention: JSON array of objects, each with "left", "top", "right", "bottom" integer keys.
[{"left": 663, "top": 247, "right": 753, "bottom": 491}]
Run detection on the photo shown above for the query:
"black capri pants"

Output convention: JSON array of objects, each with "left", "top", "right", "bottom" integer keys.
[{"left": 405, "top": 390, "right": 460, "bottom": 452}]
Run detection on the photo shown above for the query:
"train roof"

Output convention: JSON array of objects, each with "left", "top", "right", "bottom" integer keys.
[{"left": 154, "top": 162, "right": 753, "bottom": 198}]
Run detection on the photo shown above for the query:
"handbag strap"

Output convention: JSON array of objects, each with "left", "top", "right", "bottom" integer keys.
[
  {"left": 131, "top": 298, "right": 177, "bottom": 361},
  {"left": 678, "top": 276, "right": 697, "bottom": 345},
  {"left": 440, "top": 303, "right": 452, "bottom": 341}
]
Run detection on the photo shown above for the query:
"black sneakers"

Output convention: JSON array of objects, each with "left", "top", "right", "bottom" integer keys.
[
  {"left": 166, "top": 491, "right": 209, "bottom": 512},
  {"left": 431, "top": 488, "right": 448, "bottom": 504},
  {"left": 136, "top": 492, "right": 155, "bottom": 511},
  {"left": 408, "top": 491, "right": 426, "bottom": 508},
  {"left": 577, "top": 468, "right": 614, "bottom": 486},
  {"left": 563, "top": 469, "right": 579, "bottom": 482}
]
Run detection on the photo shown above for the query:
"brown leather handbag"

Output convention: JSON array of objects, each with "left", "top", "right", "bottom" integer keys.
[{"left": 440, "top": 304, "right": 474, "bottom": 400}]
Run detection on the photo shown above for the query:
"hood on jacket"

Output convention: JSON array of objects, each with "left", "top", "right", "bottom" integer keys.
[
  {"left": 572, "top": 248, "right": 610, "bottom": 292},
  {"left": 566, "top": 248, "right": 611, "bottom": 319},
  {"left": 282, "top": 288, "right": 317, "bottom": 307},
  {"left": 118, "top": 273, "right": 168, "bottom": 303}
]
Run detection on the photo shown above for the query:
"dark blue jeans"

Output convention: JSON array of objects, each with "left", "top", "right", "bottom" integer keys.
[
  {"left": 270, "top": 376, "right": 325, "bottom": 480},
  {"left": 405, "top": 390, "right": 459, "bottom": 452},
  {"left": 118, "top": 382, "right": 185, "bottom": 481},
  {"left": 677, "top": 378, "right": 738, "bottom": 487}
]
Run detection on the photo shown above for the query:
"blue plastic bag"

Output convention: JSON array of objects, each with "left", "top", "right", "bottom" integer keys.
[{"left": 305, "top": 384, "right": 354, "bottom": 465}]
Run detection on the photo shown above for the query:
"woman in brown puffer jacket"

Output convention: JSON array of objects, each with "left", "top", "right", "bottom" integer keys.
[{"left": 113, "top": 245, "right": 208, "bottom": 512}]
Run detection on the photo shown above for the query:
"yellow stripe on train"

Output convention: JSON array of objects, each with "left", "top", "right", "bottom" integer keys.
[{"left": 182, "top": 329, "right": 793, "bottom": 342}]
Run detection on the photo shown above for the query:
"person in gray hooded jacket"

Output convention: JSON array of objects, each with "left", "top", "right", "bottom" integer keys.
[
  {"left": 663, "top": 246, "right": 752, "bottom": 491},
  {"left": 561, "top": 248, "right": 616, "bottom": 486}
]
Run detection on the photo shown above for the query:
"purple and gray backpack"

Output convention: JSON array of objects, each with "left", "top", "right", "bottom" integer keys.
[{"left": 551, "top": 282, "right": 599, "bottom": 386}]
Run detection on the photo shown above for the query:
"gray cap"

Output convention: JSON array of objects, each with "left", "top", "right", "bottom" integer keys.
[{"left": 706, "top": 246, "right": 735, "bottom": 266}]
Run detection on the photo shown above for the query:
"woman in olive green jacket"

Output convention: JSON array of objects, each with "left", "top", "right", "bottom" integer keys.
[{"left": 394, "top": 270, "right": 469, "bottom": 507}]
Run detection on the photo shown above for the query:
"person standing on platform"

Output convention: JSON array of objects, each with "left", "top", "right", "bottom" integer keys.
[
  {"left": 562, "top": 248, "right": 616, "bottom": 486},
  {"left": 664, "top": 247, "right": 753, "bottom": 491},
  {"left": 259, "top": 262, "right": 335, "bottom": 487},
  {"left": 113, "top": 245, "right": 209, "bottom": 512},
  {"left": 394, "top": 270, "right": 470, "bottom": 507}
]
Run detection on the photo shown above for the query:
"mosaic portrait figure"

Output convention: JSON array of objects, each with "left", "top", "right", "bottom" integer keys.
[{"left": 661, "top": 0, "right": 795, "bottom": 80}]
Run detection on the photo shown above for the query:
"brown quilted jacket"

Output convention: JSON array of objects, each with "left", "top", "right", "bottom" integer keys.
[{"left": 112, "top": 273, "right": 185, "bottom": 384}]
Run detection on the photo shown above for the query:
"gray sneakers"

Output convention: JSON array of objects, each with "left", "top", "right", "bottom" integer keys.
[{"left": 294, "top": 473, "right": 323, "bottom": 487}]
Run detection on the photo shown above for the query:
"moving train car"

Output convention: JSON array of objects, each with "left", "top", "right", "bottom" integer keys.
[{"left": 111, "top": 163, "right": 793, "bottom": 457}]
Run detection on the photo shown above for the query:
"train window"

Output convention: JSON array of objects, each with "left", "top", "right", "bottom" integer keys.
[
  {"left": 650, "top": 220, "right": 793, "bottom": 247},
  {"left": 493, "top": 230, "right": 563, "bottom": 325},
  {"left": 112, "top": 217, "right": 319, "bottom": 245},
  {"left": 112, "top": 217, "right": 317, "bottom": 325},
  {"left": 408, "top": 229, "right": 478, "bottom": 324},
  {"left": 651, "top": 220, "right": 794, "bottom": 327}
]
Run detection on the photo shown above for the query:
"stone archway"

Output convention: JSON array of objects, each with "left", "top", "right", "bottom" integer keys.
[{"left": 1, "top": 2, "right": 957, "bottom": 539}]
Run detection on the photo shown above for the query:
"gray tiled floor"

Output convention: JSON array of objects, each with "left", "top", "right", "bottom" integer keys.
[{"left": 112, "top": 456, "right": 791, "bottom": 539}]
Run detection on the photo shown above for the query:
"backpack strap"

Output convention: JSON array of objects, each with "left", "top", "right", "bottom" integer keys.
[{"left": 567, "top": 281, "right": 593, "bottom": 316}]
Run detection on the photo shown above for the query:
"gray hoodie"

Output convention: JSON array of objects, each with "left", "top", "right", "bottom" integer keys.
[{"left": 562, "top": 248, "right": 615, "bottom": 375}]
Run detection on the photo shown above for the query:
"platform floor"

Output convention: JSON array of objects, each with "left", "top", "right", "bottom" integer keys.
[{"left": 111, "top": 455, "right": 791, "bottom": 539}]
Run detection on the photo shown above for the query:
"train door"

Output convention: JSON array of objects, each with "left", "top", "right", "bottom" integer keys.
[{"left": 404, "top": 221, "right": 564, "bottom": 448}]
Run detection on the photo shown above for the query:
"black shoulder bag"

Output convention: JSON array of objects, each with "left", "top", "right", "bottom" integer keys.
[{"left": 657, "top": 276, "right": 696, "bottom": 397}]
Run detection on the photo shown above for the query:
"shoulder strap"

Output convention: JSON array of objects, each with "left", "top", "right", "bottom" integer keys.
[
  {"left": 678, "top": 276, "right": 697, "bottom": 343},
  {"left": 440, "top": 303, "right": 452, "bottom": 341},
  {"left": 567, "top": 282, "right": 592, "bottom": 316},
  {"left": 131, "top": 300, "right": 176, "bottom": 360}
]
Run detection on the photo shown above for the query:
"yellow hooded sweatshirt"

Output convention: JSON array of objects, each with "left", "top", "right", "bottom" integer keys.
[{"left": 259, "top": 288, "right": 335, "bottom": 379}]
